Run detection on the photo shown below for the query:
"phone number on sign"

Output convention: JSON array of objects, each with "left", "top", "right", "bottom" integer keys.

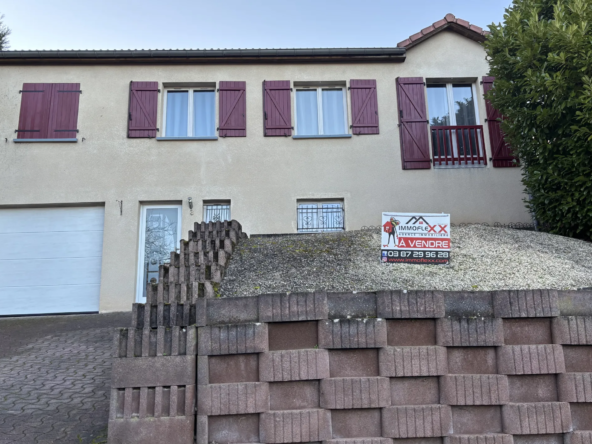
[{"left": 381, "top": 250, "right": 449, "bottom": 264}]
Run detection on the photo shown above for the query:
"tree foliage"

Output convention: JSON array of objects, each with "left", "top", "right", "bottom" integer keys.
[
  {"left": 0, "top": 14, "right": 10, "bottom": 51},
  {"left": 484, "top": 0, "right": 592, "bottom": 241}
]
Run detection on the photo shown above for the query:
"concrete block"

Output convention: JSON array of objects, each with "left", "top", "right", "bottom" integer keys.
[
  {"left": 325, "top": 439, "right": 393, "bottom": 444},
  {"left": 557, "top": 290, "right": 592, "bottom": 316},
  {"left": 198, "top": 323, "right": 268, "bottom": 355},
  {"left": 552, "top": 316, "right": 592, "bottom": 344},
  {"left": 444, "top": 434, "right": 513, "bottom": 444},
  {"left": 269, "top": 381, "right": 319, "bottom": 410},
  {"left": 563, "top": 345, "right": 592, "bottom": 372},
  {"left": 382, "top": 405, "right": 452, "bottom": 438},
  {"left": 570, "top": 402, "right": 592, "bottom": 430},
  {"left": 507, "top": 375, "right": 558, "bottom": 403},
  {"left": 447, "top": 347, "right": 497, "bottom": 374},
  {"left": 207, "top": 296, "right": 259, "bottom": 325},
  {"left": 451, "top": 406, "right": 503, "bottom": 434},
  {"left": 197, "top": 355, "right": 209, "bottom": 385},
  {"left": 260, "top": 409, "right": 331, "bottom": 443},
  {"left": 209, "top": 413, "right": 260, "bottom": 443},
  {"left": 110, "top": 385, "right": 195, "bottom": 420},
  {"left": 493, "top": 290, "right": 559, "bottom": 318},
  {"left": 387, "top": 319, "right": 436, "bottom": 346},
  {"left": 377, "top": 290, "right": 444, "bottom": 319},
  {"left": 379, "top": 346, "right": 448, "bottom": 377},
  {"left": 108, "top": 416, "right": 194, "bottom": 444},
  {"left": 111, "top": 356, "right": 196, "bottom": 388},
  {"left": 501, "top": 402, "right": 572, "bottom": 434},
  {"left": 566, "top": 432, "right": 592, "bottom": 444},
  {"left": 436, "top": 318, "right": 503, "bottom": 346},
  {"left": 259, "top": 291, "right": 328, "bottom": 322},
  {"left": 440, "top": 375, "right": 509, "bottom": 405},
  {"left": 443, "top": 292, "right": 493, "bottom": 318},
  {"left": 196, "top": 415, "right": 208, "bottom": 444},
  {"left": 320, "top": 377, "right": 390, "bottom": 409},
  {"left": 259, "top": 349, "right": 330, "bottom": 382},
  {"left": 269, "top": 321, "right": 318, "bottom": 351},
  {"left": 329, "top": 349, "right": 379, "bottom": 377},
  {"left": 197, "top": 382, "right": 269, "bottom": 415},
  {"left": 558, "top": 373, "right": 592, "bottom": 402},
  {"left": 328, "top": 292, "right": 377, "bottom": 319},
  {"left": 390, "top": 377, "right": 440, "bottom": 406},
  {"left": 209, "top": 354, "right": 259, "bottom": 383},
  {"left": 497, "top": 345, "right": 565, "bottom": 375},
  {"left": 504, "top": 318, "right": 552, "bottom": 345},
  {"left": 318, "top": 319, "right": 387, "bottom": 348},
  {"left": 331, "top": 408, "right": 382, "bottom": 438}
]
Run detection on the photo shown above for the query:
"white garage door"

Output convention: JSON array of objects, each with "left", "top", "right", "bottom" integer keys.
[{"left": 0, "top": 206, "right": 105, "bottom": 315}]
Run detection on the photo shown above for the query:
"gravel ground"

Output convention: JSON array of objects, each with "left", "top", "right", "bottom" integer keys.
[{"left": 220, "top": 226, "right": 592, "bottom": 297}]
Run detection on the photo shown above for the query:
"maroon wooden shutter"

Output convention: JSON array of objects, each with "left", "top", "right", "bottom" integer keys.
[
  {"left": 128, "top": 81, "right": 159, "bottom": 138},
  {"left": 482, "top": 76, "right": 517, "bottom": 167},
  {"left": 350, "top": 79, "right": 379, "bottom": 135},
  {"left": 48, "top": 83, "right": 81, "bottom": 139},
  {"left": 396, "top": 77, "right": 431, "bottom": 169},
  {"left": 17, "top": 83, "right": 53, "bottom": 139},
  {"left": 263, "top": 80, "right": 291, "bottom": 136},
  {"left": 218, "top": 81, "right": 246, "bottom": 137}
]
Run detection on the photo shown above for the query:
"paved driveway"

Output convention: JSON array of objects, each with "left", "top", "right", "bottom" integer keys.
[{"left": 0, "top": 312, "right": 130, "bottom": 444}]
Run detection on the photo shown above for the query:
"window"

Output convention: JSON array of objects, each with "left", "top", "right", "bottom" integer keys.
[
  {"left": 295, "top": 87, "right": 348, "bottom": 136},
  {"left": 297, "top": 201, "right": 344, "bottom": 233},
  {"left": 163, "top": 88, "right": 216, "bottom": 138},
  {"left": 136, "top": 205, "right": 182, "bottom": 302},
  {"left": 15, "top": 83, "right": 81, "bottom": 142},
  {"left": 203, "top": 201, "right": 231, "bottom": 223},
  {"left": 426, "top": 82, "right": 486, "bottom": 166}
]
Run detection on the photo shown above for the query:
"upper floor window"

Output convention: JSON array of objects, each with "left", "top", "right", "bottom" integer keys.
[
  {"left": 295, "top": 86, "right": 348, "bottom": 136},
  {"left": 163, "top": 88, "right": 216, "bottom": 137},
  {"left": 427, "top": 82, "right": 485, "bottom": 167}
]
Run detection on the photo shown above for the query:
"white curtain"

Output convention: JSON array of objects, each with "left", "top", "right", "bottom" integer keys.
[
  {"left": 322, "top": 89, "right": 346, "bottom": 135},
  {"left": 166, "top": 91, "right": 188, "bottom": 137},
  {"left": 194, "top": 91, "right": 215, "bottom": 137},
  {"left": 296, "top": 90, "right": 319, "bottom": 135}
]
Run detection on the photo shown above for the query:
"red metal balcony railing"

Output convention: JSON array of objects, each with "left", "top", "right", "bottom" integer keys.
[{"left": 430, "top": 125, "right": 487, "bottom": 166}]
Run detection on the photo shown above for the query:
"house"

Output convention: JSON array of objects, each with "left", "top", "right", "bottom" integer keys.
[{"left": 0, "top": 14, "right": 526, "bottom": 315}]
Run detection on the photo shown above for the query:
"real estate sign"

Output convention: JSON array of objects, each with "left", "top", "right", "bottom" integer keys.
[{"left": 381, "top": 212, "right": 451, "bottom": 265}]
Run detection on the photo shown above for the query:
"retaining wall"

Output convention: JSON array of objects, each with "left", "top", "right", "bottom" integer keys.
[{"left": 107, "top": 221, "right": 592, "bottom": 444}]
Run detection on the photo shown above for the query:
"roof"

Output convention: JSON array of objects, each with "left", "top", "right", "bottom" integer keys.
[
  {"left": 0, "top": 47, "right": 406, "bottom": 65},
  {"left": 397, "top": 13, "right": 489, "bottom": 49}
]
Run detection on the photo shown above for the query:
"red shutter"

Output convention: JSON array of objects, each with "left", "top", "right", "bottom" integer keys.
[
  {"left": 396, "top": 77, "right": 431, "bottom": 169},
  {"left": 482, "top": 76, "right": 517, "bottom": 167},
  {"left": 263, "top": 80, "right": 291, "bottom": 136},
  {"left": 128, "top": 81, "right": 159, "bottom": 138},
  {"left": 48, "top": 83, "right": 81, "bottom": 139},
  {"left": 218, "top": 81, "right": 246, "bottom": 137},
  {"left": 350, "top": 79, "right": 379, "bottom": 135},
  {"left": 17, "top": 83, "right": 53, "bottom": 139}
]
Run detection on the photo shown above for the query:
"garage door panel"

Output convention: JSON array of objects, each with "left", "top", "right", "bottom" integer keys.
[
  {"left": 0, "top": 284, "right": 100, "bottom": 315},
  {"left": 0, "top": 257, "right": 103, "bottom": 287},
  {"left": 0, "top": 207, "right": 105, "bottom": 233},
  {"left": 0, "top": 231, "right": 104, "bottom": 260}
]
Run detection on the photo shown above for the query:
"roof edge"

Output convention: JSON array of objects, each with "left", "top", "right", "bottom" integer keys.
[
  {"left": 398, "top": 13, "right": 489, "bottom": 50},
  {"left": 0, "top": 47, "right": 406, "bottom": 65}
]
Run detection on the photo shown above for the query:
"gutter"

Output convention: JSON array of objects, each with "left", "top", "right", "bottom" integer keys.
[{"left": 0, "top": 48, "right": 406, "bottom": 65}]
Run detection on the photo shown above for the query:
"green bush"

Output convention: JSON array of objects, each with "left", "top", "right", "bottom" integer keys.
[{"left": 484, "top": 0, "right": 592, "bottom": 241}]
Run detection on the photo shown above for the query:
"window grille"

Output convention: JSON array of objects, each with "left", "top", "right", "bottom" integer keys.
[
  {"left": 297, "top": 202, "right": 344, "bottom": 233},
  {"left": 204, "top": 203, "right": 231, "bottom": 223}
]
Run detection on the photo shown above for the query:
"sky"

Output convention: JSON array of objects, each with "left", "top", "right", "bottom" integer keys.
[{"left": 1, "top": 0, "right": 512, "bottom": 51}]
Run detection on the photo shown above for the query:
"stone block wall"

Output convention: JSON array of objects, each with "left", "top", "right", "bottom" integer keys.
[{"left": 107, "top": 221, "right": 592, "bottom": 444}]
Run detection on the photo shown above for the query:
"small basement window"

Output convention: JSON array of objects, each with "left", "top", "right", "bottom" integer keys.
[
  {"left": 203, "top": 201, "right": 231, "bottom": 223},
  {"left": 297, "top": 200, "right": 344, "bottom": 233}
]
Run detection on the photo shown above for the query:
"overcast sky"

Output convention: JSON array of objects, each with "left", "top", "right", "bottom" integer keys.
[{"left": 2, "top": 0, "right": 511, "bottom": 51}]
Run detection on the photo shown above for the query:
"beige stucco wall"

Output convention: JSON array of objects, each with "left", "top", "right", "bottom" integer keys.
[{"left": 0, "top": 31, "right": 530, "bottom": 312}]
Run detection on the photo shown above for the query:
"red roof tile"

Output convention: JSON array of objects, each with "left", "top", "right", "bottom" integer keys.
[{"left": 397, "top": 14, "right": 489, "bottom": 49}]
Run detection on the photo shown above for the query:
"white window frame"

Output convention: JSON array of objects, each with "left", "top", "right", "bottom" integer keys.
[
  {"left": 297, "top": 200, "right": 345, "bottom": 233},
  {"left": 294, "top": 87, "right": 349, "bottom": 136},
  {"left": 135, "top": 204, "right": 182, "bottom": 303},
  {"left": 427, "top": 82, "right": 484, "bottom": 166},
  {"left": 162, "top": 87, "right": 216, "bottom": 137}
]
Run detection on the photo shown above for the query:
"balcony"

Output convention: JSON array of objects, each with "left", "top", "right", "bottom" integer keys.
[{"left": 430, "top": 125, "right": 487, "bottom": 167}]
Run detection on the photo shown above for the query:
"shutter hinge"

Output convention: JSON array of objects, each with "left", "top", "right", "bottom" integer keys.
[
  {"left": 290, "top": 88, "right": 293, "bottom": 92},
  {"left": 399, "top": 110, "right": 403, "bottom": 118},
  {"left": 216, "top": 89, "right": 219, "bottom": 92},
  {"left": 129, "top": 112, "right": 132, "bottom": 121},
  {"left": 157, "top": 128, "right": 160, "bottom": 132},
  {"left": 264, "top": 112, "right": 267, "bottom": 120},
  {"left": 57, "top": 90, "right": 82, "bottom": 93},
  {"left": 54, "top": 129, "right": 79, "bottom": 133},
  {"left": 158, "top": 89, "right": 161, "bottom": 93},
  {"left": 15, "top": 129, "right": 40, "bottom": 133},
  {"left": 347, "top": 86, "right": 350, "bottom": 90},
  {"left": 19, "top": 90, "right": 44, "bottom": 93}
]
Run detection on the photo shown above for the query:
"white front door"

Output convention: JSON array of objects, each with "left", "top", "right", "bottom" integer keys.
[
  {"left": 136, "top": 205, "right": 182, "bottom": 303},
  {"left": 0, "top": 206, "right": 105, "bottom": 315}
]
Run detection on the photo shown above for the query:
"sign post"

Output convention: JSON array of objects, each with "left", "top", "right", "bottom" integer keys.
[{"left": 381, "top": 212, "right": 451, "bottom": 265}]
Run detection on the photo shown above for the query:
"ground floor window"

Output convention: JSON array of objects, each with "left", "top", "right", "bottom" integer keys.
[
  {"left": 203, "top": 201, "right": 231, "bottom": 223},
  {"left": 136, "top": 204, "right": 182, "bottom": 302},
  {"left": 297, "top": 200, "right": 344, "bottom": 233}
]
